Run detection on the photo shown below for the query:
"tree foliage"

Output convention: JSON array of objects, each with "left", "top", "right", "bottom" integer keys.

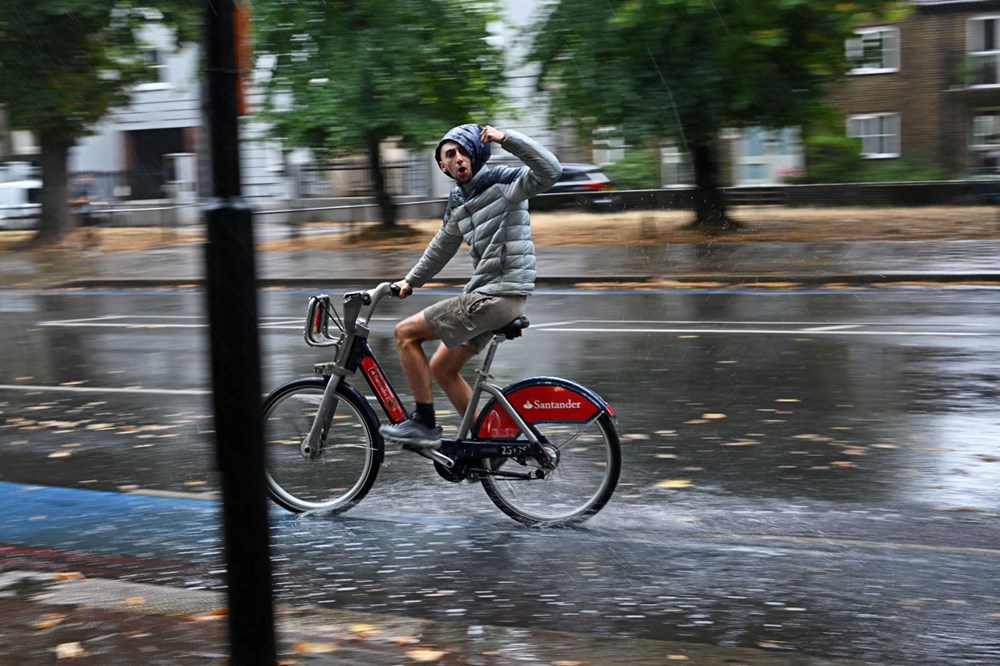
[
  {"left": 0, "top": 1, "right": 199, "bottom": 244},
  {"left": 253, "top": 0, "right": 506, "bottom": 227},
  {"left": 526, "top": 0, "right": 905, "bottom": 229}
]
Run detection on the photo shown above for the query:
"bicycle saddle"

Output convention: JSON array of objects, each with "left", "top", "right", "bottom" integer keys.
[{"left": 495, "top": 316, "right": 529, "bottom": 339}]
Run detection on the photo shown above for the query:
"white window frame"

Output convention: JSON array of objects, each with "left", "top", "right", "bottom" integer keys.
[
  {"left": 972, "top": 110, "right": 1000, "bottom": 148},
  {"left": 969, "top": 110, "right": 1000, "bottom": 172},
  {"left": 846, "top": 26, "right": 900, "bottom": 74},
  {"left": 134, "top": 45, "right": 170, "bottom": 91},
  {"left": 967, "top": 15, "right": 1000, "bottom": 87},
  {"left": 847, "top": 113, "right": 901, "bottom": 159}
]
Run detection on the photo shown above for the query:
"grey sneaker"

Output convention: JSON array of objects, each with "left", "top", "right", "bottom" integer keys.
[{"left": 380, "top": 418, "right": 443, "bottom": 449}]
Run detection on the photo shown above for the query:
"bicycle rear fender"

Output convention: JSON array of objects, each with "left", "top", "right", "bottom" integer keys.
[{"left": 474, "top": 376, "right": 615, "bottom": 440}]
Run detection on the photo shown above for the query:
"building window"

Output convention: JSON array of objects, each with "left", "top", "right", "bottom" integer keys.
[
  {"left": 968, "top": 16, "right": 1000, "bottom": 86},
  {"left": 742, "top": 127, "right": 800, "bottom": 157},
  {"left": 971, "top": 111, "right": 1000, "bottom": 171},
  {"left": 592, "top": 127, "right": 625, "bottom": 165},
  {"left": 847, "top": 27, "right": 900, "bottom": 74},
  {"left": 135, "top": 46, "right": 169, "bottom": 89},
  {"left": 847, "top": 113, "right": 900, "bottom": 158}
]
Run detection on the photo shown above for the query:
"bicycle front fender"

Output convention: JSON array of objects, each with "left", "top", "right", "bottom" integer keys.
[{"left": 473, "top": 376, "right": 616, "bottom": 440}]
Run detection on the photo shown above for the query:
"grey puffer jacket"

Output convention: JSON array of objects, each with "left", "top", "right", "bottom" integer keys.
[{"left": 405, "top": 129, "right": 561, "bottom": 295}]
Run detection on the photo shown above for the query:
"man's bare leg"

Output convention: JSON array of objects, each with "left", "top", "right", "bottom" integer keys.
[
  {"left": 393, "top": 312, "right": 437, "bottom": 404},
  {"left": 381, "top": 312, "right": 445, "bottom": 448},
  {"left": 430, "top": 342, "right": 477, "bottom": 417}
]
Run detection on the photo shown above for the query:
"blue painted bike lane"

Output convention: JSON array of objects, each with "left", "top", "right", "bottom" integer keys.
[{"left": 0, "top": 481, "right": 222, "bottom": 565}]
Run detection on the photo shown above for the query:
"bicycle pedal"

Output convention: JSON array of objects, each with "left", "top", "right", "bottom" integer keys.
[{"left": 401, "top": 445, "right": 455, "bottom": 469}]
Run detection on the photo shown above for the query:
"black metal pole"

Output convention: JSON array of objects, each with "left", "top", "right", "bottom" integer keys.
[{"left": 203, "top": 1, "right": 276, "bottom": 663}]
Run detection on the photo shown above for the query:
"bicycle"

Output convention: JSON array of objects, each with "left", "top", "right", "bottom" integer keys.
[{"left": 262, "top": 282, "right": 621, "bottom": 527}]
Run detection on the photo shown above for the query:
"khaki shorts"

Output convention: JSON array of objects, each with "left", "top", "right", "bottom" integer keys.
[{"left": 424, "top": 292, "right": 527, "bottom": 353}]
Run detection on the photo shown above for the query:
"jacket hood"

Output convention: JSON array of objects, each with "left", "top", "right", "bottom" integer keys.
[{"left": 435, "top": 124, "right": 491, "bottom": 179}]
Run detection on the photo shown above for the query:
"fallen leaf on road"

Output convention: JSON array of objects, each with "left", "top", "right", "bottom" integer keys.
[
  {"left": 52, "top": 572, "right": 84, "bottom": 581},
  {"left": 794, "top": 434, "right": 832, "bottom": 442},
  {"left": 391, "top": 635, "right": 421, "bottom": 645},
  {"left": 292, "top": 641, "right": 337, "bottom": 654},
  {"left": 54, "top": 642, "right": 87, "bottom": 659},
  {"left": 656, "top": 479, "right": 694, "bottom": 489},
  {"left": 405, "top": 648, "right": 447, "bottom": 662},
  {"left": 182, "top": 609, "right": 228, "bottom": 621},
  {"left": 32, "top": 613, "right": 67, "bottom": 630},
  {"left": 348, "top": 623, "right": 378, "bottom": 635}
]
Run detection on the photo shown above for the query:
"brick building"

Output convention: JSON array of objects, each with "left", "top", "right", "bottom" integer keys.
[{"left": 833, "top": 0, "right": 1000, "bottom": 177}]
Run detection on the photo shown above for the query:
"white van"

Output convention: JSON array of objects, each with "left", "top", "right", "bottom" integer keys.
[{"left": 0, "top": 162, "right": 41, "bottom": 229}]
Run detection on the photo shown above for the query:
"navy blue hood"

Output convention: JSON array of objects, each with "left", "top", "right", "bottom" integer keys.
[{"left": 435, "top": 124, "right": 491, "bottom": 179}]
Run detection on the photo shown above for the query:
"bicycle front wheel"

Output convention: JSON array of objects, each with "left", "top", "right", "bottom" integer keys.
[
  {"left": 263, "top": 377, "right": 382, "bottom": 513},
  {"left": 480, "top": 411, "right": 621, "bottom": 527}
]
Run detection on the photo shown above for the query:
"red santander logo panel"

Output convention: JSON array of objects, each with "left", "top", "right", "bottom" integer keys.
[{"left": 478, "top": 385, "right": 599, "bottom": 438}]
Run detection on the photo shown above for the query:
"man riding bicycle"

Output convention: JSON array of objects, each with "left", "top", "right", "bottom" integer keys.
[{"left": 380, "top": 124, "right": 561, "bottom": 449}]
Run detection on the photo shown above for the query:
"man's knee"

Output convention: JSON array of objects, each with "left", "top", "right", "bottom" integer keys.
[{"left": 394, "top": 313, "right": 432, "bottom": 349}]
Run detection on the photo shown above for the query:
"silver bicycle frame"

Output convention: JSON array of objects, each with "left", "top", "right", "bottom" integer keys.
[
  {"left": 301, "top": 283, "right": 394, "bottom": 458},
  {"left": 455, "top": 332, "right": 541, "bottom": 445}
]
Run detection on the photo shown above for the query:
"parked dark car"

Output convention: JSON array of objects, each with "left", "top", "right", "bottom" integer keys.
[{"left": 542, "top": 163, "right": 623, "bottom": 212}]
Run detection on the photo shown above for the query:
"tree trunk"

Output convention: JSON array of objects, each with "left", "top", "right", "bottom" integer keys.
[
  {"left": 366, "top": 135, "right": 396, "bottom": 229},
  {"left": 30, "top": 131, "right": 73, "bottom": 246},
  {"left": 688, "top": 140, "right": 740, "bottom": 232}
]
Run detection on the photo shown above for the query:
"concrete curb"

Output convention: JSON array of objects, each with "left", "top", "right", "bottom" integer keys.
[{"left": 48, "top": 273, "right": 1000, "bottom": 290}]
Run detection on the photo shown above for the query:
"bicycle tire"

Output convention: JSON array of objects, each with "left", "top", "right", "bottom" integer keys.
[
  {"left": 475, "top": 378, "right": 621, "bottom": 527},
  {"left": 262, "top": 376, "right": 383, "bottom": 513}
]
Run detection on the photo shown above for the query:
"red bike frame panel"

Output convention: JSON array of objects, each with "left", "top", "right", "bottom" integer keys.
[
  {"left": 477, "top": 384, "right": 602, "bottom": 439},
  {"left": 360, "top": 354, "right": 407, "bottom": 423}
]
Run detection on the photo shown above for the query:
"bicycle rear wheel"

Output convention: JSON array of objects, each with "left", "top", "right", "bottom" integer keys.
[
  {"left": 479, "top": 411, "right": 621, "bottom": 527},
  {"left": 262, "top": 377, "right": 382, "bottom": 513}
]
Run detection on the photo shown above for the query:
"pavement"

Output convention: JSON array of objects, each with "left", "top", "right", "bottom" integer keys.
[
  {"left": 1, "top": 223, "right": 997, "bottom": 664},
  {"left": 1, "top": 223, "right": 999, "bottom": 291}
]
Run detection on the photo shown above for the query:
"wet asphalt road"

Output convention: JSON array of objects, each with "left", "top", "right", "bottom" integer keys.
[{"left": 1, "top": 284, "right": 999, "bottom": 664}]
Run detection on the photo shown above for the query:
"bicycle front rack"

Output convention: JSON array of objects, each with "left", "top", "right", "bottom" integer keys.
[{"left": 304, "top": 295, "right": 344, "bottom": 348}]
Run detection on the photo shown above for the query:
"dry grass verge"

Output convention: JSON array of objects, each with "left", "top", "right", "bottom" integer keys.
[{"left": 2, "top": 206, "right": 998, "bottom": 254}]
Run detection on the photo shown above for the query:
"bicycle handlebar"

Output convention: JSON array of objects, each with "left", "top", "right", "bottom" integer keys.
[
  {"left": 343, "top": 282, "right": 395, "bottom": 333},
  {"left": 305, "top": 282, "right": 398, "bottom": 348}
]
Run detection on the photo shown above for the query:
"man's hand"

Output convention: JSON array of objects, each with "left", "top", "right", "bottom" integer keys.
[
  {"left": 392, "top": 280, "right": 413, "bottom": 299},
  {"left": 480, "top": 125, "right": 505, "bottom": 145}
]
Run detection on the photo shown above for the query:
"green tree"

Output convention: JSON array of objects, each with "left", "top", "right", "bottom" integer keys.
[
  {"left": 526, "top": 0, "right": 904, "bottom": 230},
  {"left": 0, "top": 1, "right": 198, "bottom": 245},
  {"left": 253, "top": 0, "right": 505, "bottom": 228}
]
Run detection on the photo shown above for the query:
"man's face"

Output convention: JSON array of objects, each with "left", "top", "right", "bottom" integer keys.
[{"left": 438, "top": 141, "right": 474, "bottom": 183}]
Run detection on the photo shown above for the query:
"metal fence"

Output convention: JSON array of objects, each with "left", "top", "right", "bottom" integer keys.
[{"left": 294, "top": 157, "right": 430, "bottom": 199}]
